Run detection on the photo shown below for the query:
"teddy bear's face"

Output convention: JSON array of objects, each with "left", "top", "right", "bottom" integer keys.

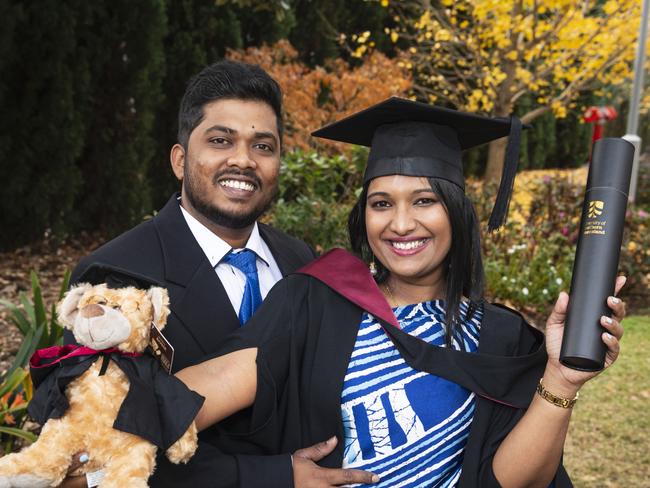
[{"left": 58, "top": 284, "right": 170, "bottom": 353}]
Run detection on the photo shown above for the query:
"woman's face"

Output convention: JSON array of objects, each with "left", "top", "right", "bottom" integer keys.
[{"left": 365, "top": 175, "right": 452, "bottom": 288}]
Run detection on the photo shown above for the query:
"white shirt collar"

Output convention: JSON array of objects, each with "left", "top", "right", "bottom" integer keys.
[{"left": 179, "top": 203, "right": 270, "bottom": 268}]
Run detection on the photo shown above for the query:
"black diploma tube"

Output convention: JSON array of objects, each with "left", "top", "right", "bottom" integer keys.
[{"left": 560, "top": 138, "right": 635, "bottom": 371}]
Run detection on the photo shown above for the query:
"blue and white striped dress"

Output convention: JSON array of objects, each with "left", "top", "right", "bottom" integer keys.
[{"left": 341, "top": 300, "right": 482, "bottom": 488}]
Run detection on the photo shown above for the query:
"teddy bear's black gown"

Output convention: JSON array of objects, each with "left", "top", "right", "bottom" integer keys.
[{"left": 29, "top": 347, "right": 204, "bottom": 450}]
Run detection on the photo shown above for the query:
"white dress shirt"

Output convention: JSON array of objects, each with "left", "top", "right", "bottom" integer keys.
[{"left": 180, "top": 204, "right": 283, "bottom": 315}]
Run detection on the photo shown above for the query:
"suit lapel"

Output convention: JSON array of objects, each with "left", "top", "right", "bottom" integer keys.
[
  {"left": 173, "top": 262, "right": 240, "bottom": 352},
  {"left": 259, "top": 223, "right": 305, "bottom": 276},
  {"left": 153, "top": 196, "right": 240, "bottom": 353}
]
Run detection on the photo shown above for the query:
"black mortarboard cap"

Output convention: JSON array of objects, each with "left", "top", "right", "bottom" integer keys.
[
  {"left": 76, "top": 263, "right": 163, "bottom": 290},
  {"left": 311, "top": 97, "right": 523, "bottom": 231}
]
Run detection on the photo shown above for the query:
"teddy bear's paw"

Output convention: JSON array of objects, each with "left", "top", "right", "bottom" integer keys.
[
  {"left": 165, "top": 442, "right": 194, "bottom": 464},
  {"left": 0, "top": 474, "right": 53, "bottom": 488},
  {"left": 165, "top": 422, "right": 198, "bottom": 464}
]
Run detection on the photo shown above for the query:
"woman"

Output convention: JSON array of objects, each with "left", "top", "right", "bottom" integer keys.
[{"left": 178, "top": 98, "right": 626, "bottom": 487}]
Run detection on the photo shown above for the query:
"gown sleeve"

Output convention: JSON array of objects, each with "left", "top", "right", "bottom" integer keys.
[
  {"left": 207, "top": 276, "right": 308, "bottom": 447},
  {"left": 112, "top": 357, "right": 205, "bottom": 450},
  {"left": 464, "top": 307, "right": 572, "bottom": 488}
]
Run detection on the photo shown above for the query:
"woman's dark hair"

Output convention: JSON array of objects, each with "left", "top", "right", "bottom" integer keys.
[
  {"left": 348, "top": 177, "right": 485, "bottom": 346},
  {"left": 177, "top": 60, "right": 283, "bottom": 149}
]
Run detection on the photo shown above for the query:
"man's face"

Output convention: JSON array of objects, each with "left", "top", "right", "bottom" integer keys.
[{"left": 171, "top": 99, "right": 281, "bottom": 230}]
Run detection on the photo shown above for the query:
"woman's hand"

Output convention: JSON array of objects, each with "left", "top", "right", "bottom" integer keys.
[{"left": 543, "top": 276, "right": 626, "bottom": 392}]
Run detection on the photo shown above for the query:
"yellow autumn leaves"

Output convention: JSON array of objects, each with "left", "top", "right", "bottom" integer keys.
[{"left": 362, "top": 0, "right": 639, "bottom": 121}]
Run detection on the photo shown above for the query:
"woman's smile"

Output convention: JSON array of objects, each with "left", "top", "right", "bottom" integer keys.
[{"left": 385, "top": 237, "right": 431, "bottom": 255}]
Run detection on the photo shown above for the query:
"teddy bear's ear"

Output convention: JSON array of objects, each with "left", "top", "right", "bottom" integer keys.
[
  {"left": 147, "top": 286, "right": 170, "bottom": 330},
  {"left": 57, "top": 283, "right": 92, "bottom": 328}
]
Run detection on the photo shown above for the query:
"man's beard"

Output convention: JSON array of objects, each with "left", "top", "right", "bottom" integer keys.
[{"left": 184, "top": 166, "right": 277, "bottom": 230}]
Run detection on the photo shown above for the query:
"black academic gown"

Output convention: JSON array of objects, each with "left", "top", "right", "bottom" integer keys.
[
  {"left": 211, "top": 249, "right": 572, "bottom": 487},
  {"left": 69, "top": 194, "right": 317, "bottom": 488}
]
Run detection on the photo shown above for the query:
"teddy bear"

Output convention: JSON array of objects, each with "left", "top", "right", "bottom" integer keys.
[{"left": 0, "top": 272, "right": 204, "bottom": 488}]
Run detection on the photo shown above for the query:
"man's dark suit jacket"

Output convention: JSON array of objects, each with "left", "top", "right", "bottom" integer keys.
[{"left": 71, "top": 194, "right": 317, "bottom": 488}]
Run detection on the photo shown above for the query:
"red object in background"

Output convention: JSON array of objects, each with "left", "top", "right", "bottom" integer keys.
[{"left": 583, "top": 106, "right": 618, "bottom": 145}]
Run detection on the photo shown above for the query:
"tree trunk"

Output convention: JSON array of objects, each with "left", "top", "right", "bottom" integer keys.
[
  {"left": 483, "top": 105, "right": 551, "bottom": 182},
  {"left": 485, "top": 62, "right": 515, "bottom": 183},
  {"left": 484, "top": 136, "right": 509, "bottom": 182}
]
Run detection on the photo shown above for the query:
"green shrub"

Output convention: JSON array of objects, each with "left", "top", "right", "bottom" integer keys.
[
  {"left": 0, "top": 270, "right": 70, "bottom": 379},
  {"left": 271, "top": 196, "right": 354, "bottom": 253},
  {"left": 0, "top": 269, "right": 70, "bottom": 452},
  {"left": 268, "top": 149, "right": 367, "bottom": 251},
  {"left": 277, "top": 148, "right": 366, "bottom": 202}
]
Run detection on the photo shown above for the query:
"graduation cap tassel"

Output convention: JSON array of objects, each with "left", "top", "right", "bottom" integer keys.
[{"left": 487, "top": 116, "right": 522, "bottom": 232}]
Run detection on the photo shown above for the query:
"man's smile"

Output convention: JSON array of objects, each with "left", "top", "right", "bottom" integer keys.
[{"left": 219, "top": 179, "right": 256, "bottom": 192}]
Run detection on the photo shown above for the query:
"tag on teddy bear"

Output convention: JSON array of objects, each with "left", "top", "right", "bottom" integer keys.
[
  {"left": 149, "top": 322, "right": 174, "bottom": 374},
  {"left": 85, "top": 470, "right": 106, "bottom": 487}
]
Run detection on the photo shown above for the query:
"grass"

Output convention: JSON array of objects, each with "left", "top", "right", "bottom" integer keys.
[{"left": 564, "top": 315, "right": 650, "bottom": 487}]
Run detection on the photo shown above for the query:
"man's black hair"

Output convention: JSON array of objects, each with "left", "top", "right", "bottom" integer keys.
[
  {"left": 177, "top": 60, "right": 283, "bottom": 149},
  {"left": 348, "top": 177, "right": 485, "bottom": 347}
]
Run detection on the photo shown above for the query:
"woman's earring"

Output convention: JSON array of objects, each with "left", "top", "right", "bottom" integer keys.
[{"left": 369, "top": 260, "right": 378, "bottom": 276}]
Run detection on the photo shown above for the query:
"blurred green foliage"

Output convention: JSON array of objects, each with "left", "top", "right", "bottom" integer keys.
[
  {"left": 0, "top": 270, "right": 70, "bottom": 379},
  {"left": 76, "top": 0, "right": 167, "bottom": 237},
  {"left": 0, "top": 0, "right": 166, "bottom": 248},
  {"left": 0, "top": 0, "right": 87, "bottom": 247}
]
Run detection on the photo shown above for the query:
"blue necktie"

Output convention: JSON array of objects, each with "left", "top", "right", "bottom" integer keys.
[{"left": 222, "top": 249, "right": 263, "bottom": 325}]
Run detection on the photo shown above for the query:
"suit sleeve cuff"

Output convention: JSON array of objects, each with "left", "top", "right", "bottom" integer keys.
[{"left": 235, "top": 454, "right": 293, "bottom": 488}]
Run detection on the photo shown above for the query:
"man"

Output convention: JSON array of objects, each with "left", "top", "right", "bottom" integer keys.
[{"left": 68, "top": 61, "right": 376, "bottom": 487}]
